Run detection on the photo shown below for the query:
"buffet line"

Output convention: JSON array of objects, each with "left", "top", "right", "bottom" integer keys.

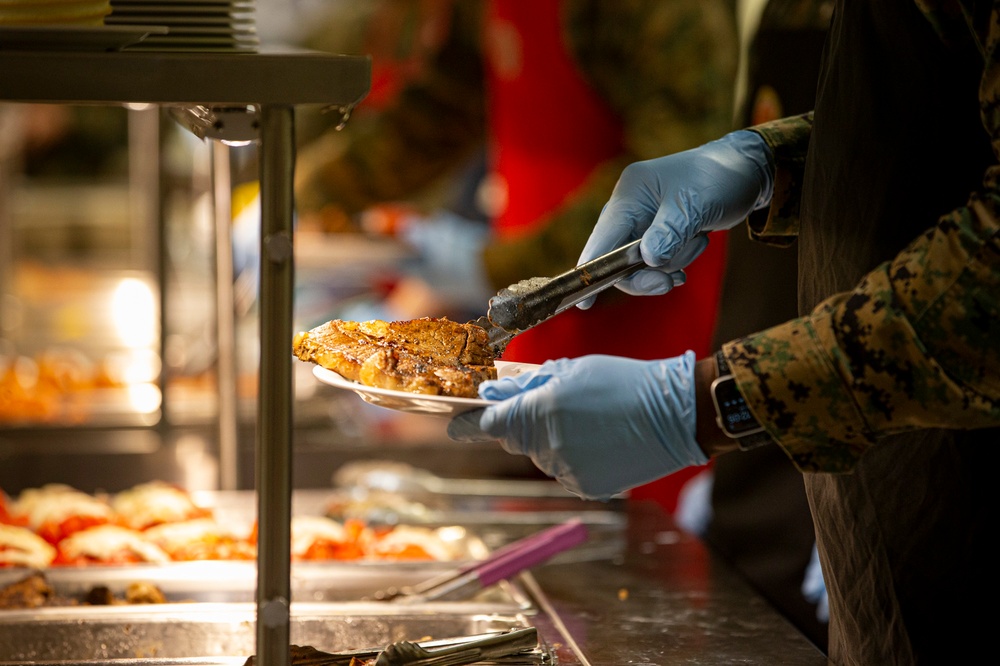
[{"left": 0, "top": 473, "right": 625, "bottom": 664}]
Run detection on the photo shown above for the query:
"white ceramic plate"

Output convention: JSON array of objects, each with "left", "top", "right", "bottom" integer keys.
[{"left": 312, "top": 361, "right": 539, "bottom": 416}]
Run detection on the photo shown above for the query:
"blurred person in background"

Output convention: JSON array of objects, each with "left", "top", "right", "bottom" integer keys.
[
  {"left": 451, "top": 0, "right": 997, "bottom": 662},
  {"left": 291, "top": 0, "right": 741, "bottom": 515}
]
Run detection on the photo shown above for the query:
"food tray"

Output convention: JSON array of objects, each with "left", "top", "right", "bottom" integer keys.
[
  {"left": 0, "top": 557, "right": 531, "bottom": 607},
  {"left": 0, "top": 602, "right": 542, "bottom": 662}
]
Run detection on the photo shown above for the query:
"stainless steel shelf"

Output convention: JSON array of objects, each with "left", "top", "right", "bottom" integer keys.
[{"left": 0, "top": 48, "right": 370, "bottom": 106}]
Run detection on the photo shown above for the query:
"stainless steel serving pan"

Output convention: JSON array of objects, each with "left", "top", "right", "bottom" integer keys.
[
  {"left": 0, "top": 602, "right": 540, "bottom": 662},
  {"left": 0, "top": 558, "right": 532, "bottom": 606}
]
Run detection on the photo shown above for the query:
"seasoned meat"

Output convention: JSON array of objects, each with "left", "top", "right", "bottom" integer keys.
[
  {"left": 125, "top": 581, "right": 168, "bottom": 604},
  {"left": 293, "top": 318, "right": 496, "bottom": 398},
  {"left": 0, "top": 572, "right": 167, "bottom": 609},
  {"left": 0, "top": 572, "right": 54, "bottom": 610},
  {"left": 244, "top": 644, "right": 362, "bottom": 666},
  {"left": 83, "top": 585, "right": 116, "bottom": 606}
]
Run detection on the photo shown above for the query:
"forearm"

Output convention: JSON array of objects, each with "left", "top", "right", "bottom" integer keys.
[{"left": 723, "top": 188, "right": 1000, "bottom": 473}]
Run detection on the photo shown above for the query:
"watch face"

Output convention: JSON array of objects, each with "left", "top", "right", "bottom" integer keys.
[{"left": 712, "top": 376, "right": 763, "bottom": 437}]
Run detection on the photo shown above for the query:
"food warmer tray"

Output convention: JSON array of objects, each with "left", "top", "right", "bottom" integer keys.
[
  {"left": 0, "top": 603, "right": 543, "bottom": 663},
  {"left": 0, "top": 558, "right": 533, "bottom": 608}
]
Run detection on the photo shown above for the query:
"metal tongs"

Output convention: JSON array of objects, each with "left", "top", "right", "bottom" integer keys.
[
  {"left": 244, "top": 628, "right": 539, "bottom": 666},
  {"left": 373, "top": 627, "right": 539, "bottom": 665},
  {"left": 471, "top": 239, "right": 644, "bottom": 355},
  {"left": 372, "top": 518, "right": 588, "bottom": 603}
]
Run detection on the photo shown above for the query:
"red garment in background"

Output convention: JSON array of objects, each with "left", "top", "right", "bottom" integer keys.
[{"left": 483, "top": 0, "right": 724, "bottom": 514}]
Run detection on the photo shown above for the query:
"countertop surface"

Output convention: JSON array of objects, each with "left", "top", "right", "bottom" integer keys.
[{"left": 522, "top": 500, "right": 828, "bottom": 665}]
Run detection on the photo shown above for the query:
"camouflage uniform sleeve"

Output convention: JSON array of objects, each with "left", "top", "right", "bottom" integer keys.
[
  {"left": 722, "top": 1, "right": 1000, "bottom": 473},
  {"left": 483, "top": 0, "right": 740, "bottom": 288},
  {"left": 745, "top": 113, "right": 814, "bottom": 247}
]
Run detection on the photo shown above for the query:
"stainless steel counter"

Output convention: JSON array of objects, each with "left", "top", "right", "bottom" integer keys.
[{"left": 522, "top": 500, "right": 827, "bottom": 665}]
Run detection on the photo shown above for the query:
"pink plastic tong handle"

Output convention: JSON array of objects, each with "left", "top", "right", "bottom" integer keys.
[{"left": 473, "top": 518, "right": 588, "bottom": 587}]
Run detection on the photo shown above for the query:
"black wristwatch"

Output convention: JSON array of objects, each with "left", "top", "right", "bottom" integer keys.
[{"left": 710, "top": 351, "right": 772, "bottom": 451}]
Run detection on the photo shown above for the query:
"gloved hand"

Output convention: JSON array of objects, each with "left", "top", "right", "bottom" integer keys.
[
  {"left": 802, "top": 543, "right": 830, "bottom": 623},
  {"left": 674, "top": 468, "right": 715, "bottom": 537},
  {"left": 578, "top": 130, "right": 774, "bottom": 308},
  {"left": 397, "top": 210, "right": 493, "bottom": 312},
  {"left": 448, "top": 353, "right": 709, "bottom": 501}
]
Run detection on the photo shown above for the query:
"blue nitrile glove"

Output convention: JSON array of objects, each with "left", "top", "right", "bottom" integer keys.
[
  {"left": 802, "top": 543, "right": 830, "bottom": 623},
  {"left": 448, "top": 353, "right": 709, "bottom": 501},
  {"left": 398, "top": 211, "right": 493, "bottom": 312},
  {"left": 674, "top": 468, "right": 715, "bottom": 536},
  {"left": 578, "top": 130, "right": 774, "bottom": 308}
]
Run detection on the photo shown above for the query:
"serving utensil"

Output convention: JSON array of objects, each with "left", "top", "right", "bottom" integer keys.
[
  {"left": 471, "top": 239, "right": 645, "bottom": 355},
  {"left": 244, "top": 628, "right": 539, "bottom": 666},
  {"left": 372, "top": 518, "right": 588, "bottom": 603},
  {"left": 373, "top": 627, "right": 538, "bottom": 666}
]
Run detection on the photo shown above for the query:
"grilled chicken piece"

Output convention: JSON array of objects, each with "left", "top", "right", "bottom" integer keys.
[{"left": 293, "top": 318, "right": 496, "bottom": 398}]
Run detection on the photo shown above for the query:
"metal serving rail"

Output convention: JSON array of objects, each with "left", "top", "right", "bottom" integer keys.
[{"left": 0, "top": 47, "right": 371, "bottom": 666}]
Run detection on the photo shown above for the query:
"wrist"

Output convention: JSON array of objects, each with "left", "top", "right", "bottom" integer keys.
[
  {"left": 727, "top": 129, "right": 775, "bottom": 210},
  {"left": 694, "top": 356, "right": 741, "bottom": 458},
  {"left": 695, "top": 352, "right": 773, "bottom": 457}
]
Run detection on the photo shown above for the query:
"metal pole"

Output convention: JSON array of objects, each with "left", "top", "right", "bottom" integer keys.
[
  {"left": 211, "top": 140, "right": 239, "bottom": 492},
  {"left": 255, "top": 104, "right": 295, "bottom": 666}
]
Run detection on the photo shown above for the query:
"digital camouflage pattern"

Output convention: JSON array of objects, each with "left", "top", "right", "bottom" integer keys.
[
  {"left": 724, "top": 0, "right": 1000, "bottom": 473},
  {"left": 293, "top": 0, "right": 739, "bottom": 288}
]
